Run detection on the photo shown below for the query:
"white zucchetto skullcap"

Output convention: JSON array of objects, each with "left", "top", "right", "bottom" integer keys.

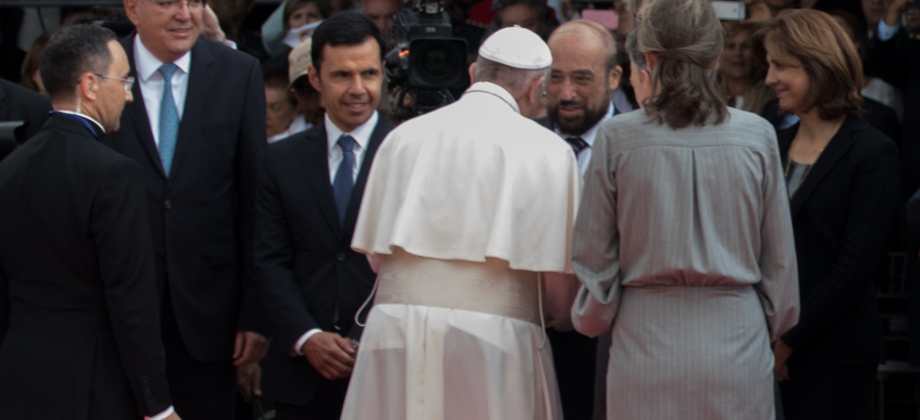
[{"left": 478, "top": 26, "right": 552, "bottom": 70}]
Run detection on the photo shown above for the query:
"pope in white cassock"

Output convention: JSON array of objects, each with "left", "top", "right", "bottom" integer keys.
[{"left": 339, "top": 27, "right": 582, "bottom": 420}]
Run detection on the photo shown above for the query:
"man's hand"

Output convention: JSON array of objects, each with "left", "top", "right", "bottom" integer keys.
[
  {"left": 773, "top": 338, "right": 793, "bottom": 382},
  {"left": 233, "top": 331, "right": 269, "bottom": 366},
  {"left": 742, "top": 0, "right": 772, "bottom": 22},
  {"left": 199, "top": 4, "right": 227, "bottom": 42},
  {"left": 236, "top": 363, "right": 262, "bottom": 402},
  {"left": 887, "top": 0, "right": 914, "bottom": 26},
  {"left": 302, "top": 331, "right": 356, "bottom": 380}
]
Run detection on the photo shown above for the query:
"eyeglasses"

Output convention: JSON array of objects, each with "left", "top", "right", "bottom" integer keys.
[
  {"left": 95, "top": 74, "right": 136, "bottom": 92},
  {"left": 149, "top": 0, "right": 204, "bottom": 12}
]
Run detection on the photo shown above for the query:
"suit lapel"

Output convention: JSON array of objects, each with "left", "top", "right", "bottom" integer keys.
[
  {"left": 786, "top": 118, "right": 861, "bottom": 217},
  {"left": 168, "top": 39, "right": 213, "bottom": 180},
  {"left": 302, "top": 123, "right": 342, "bottom": 235},
  {"left": 122, "top": 35, "right": 167, "bottom": 179},
  {"left": 340, "top": 119, "right": 393, "bottom": 239}
]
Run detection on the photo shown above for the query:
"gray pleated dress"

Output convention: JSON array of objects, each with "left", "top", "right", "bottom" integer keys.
[{"left": 570, "top": 108, "right": 801, "bottom": 420}]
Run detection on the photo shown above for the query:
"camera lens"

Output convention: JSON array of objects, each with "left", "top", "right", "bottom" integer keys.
[{"left": 420, "top": 46, "right": 451, "bottom": 79}]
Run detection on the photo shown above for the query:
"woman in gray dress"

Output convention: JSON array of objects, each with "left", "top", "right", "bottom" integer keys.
[{"left": 569, "top": 0, "right": 801, "bottom": 418}]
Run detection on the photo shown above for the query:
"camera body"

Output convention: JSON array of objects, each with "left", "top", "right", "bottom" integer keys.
[{"left": 385, "top": 0, "right": 469, "bottom": 118}]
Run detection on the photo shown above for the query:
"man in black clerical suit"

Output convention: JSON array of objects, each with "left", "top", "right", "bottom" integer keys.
[
  {"left": 102, "top": 0, "right": 268, "bottom": 418},
  {"left": 0, "top": 25, "right": 178, "bottom": 420},
  {"left": 254, "top": 12, "right": 394, "bottom": 420},
  {"left": 0, "top": 77, "right": 50, "bottom": 142},
  {"left": 537, "top": 20, "right": 624, "bottom": 420}
]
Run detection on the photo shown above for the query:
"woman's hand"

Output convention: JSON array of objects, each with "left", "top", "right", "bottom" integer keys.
[{"left": 774, "top": 338, "right": 793, "bottom": 382}]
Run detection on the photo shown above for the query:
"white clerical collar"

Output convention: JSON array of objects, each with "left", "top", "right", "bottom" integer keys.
[
  {"left": 325, "top": 111, "right": 378, "bottom": 153},
  {"left": 56, "top": 110, "right": 106, "bottom": 133},
  {"left": 464, "top": 82, "right": 521, "bottom": 114},
  {"left": 556, "top": 101, "right": 615, "bottom": 148},
  {"left": 134, "top": 35, "right": 192, "bottom": 83}
]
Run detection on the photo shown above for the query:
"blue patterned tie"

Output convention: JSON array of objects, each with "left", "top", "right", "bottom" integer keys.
[
  {"left": 158, "top": 63, "right": 180, "bottom": 177},
  {"left": 332, "top": 135, "right": 356, "bottom": 226}
]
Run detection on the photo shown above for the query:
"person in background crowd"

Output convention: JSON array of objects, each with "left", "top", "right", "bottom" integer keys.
[
  {"left": 287, "top": 39, "right": 325, "bottom": 128},
  {"left": 755, "top": 10, "right": 900, "bottom": 420},
  {"left": 104, "top": 0, "right": 270, "bottom": 418},
  {"left": 719, "top": 21, "right": 774, "bottom": 114},
  {"left": 0, "top": 24, "right": 179, "bottom": 420},
  {"left": 0, "top": 77, "right": 50, "bottom": 143},
  {"left": 826, "top": 8, "right": 904, "bottom": 120},
  {"left": 254, "top": 12, "right": 393, "bottom": 420},
  {"left": 572, "top": 0, "right": 800, "bottom": 419},
  {"left": 340, "top": 26, "right": 579, "bottom": 420},
  {"left": 283, "top": 0, "right": 330, "bottom": 50},
  {"left": 491, "top": 0, "right": 555, "bottom": 40},
  {"left": 535, "top": 18, "right": 623, "bottom": 420},
  {"left": 869, "top": 0, "right": 920, "bottom": 198},
  {"left": 362, "top": 0, "right": 402, "bottom": 31},
  {"left": 210, "top": 0, "right": 271, "bottom": 60},
  {"left": 20, "top": 33, "right": 49, "bottom": 95},
  {"left": 862, "top": 0, "right": 893, "bottom": 37},
  {"left": 265, "top": 69, "right": 308, "bottom": 143}
]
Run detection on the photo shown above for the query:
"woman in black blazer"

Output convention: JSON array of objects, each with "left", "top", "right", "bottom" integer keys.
[{"left": 756, "top": 10, "right": 900, "bottom": 420}]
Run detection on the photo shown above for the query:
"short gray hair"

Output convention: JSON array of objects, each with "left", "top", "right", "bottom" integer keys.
[{"left": 474, "top": 56, "right": 548, "bottom": 96}]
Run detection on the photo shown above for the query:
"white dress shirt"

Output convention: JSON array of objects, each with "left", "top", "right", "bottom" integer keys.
[
  {"left": 293, "top": 110, "right": 379, "bottom": 355},
  {"left": 267, "top": 114, "right": 312, "bottom": 143},
  {"left": 555, "top": 102, "right": 615, "bottom": 176},
  {"left": 134, "top": 35, "right": 191, "bottom": 148}
]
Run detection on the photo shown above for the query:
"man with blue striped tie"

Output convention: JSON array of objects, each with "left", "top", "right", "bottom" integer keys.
[
  {"left": 253, "top": 12, "right": 395, "bottom": 420},
  {"left": 103, "top": 0, "right": 270, "bottom": 418}
]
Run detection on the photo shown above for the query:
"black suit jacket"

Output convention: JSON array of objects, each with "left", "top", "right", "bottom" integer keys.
[
  {"left": 0, "top": 114, "right": 171, "bottom": 419},
  {"left": 0, "top": 77, "right": 50, "bottom": 141},
  {"left": 255, "top": 117, "right": 394, "bottom": 406},
  {"left": 777, "top": 117, "right": 899, "bottom": 367},
  {"left": 102, "top": 35, "right": 268, "bottom": 361}
]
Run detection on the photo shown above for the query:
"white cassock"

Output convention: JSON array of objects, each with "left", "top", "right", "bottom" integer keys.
[{"left": 341, "top": 81, "right": 581, "bottom": 420}]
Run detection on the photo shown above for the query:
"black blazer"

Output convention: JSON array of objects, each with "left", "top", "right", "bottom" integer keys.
[
  {"left": 255, "top": 117, "right": 394, "bottom": 406},
  {"left": 777, "top": 117, "right": 899, "bottom": 367},
  {"left": 0, "top": 77, "right": 50, "bottom": 141},
  {"left": 102, "top": 35, "right": 268, "bottom": 361},
  {"left": 0, "top": 114, "right": 171, "bottom": 419}
]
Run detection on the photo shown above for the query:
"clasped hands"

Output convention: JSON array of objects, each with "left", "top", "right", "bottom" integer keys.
[{"left": 302, "top": 331, "right": 358, "bottom": 380}]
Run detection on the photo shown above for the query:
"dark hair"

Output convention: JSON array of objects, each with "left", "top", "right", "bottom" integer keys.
[
  {"left": 284, "top": 0, "right": 333, "bottom": 31},
  {"left": 40, "top": 24, "right": 117, "bottom": 101},
  {"left": 310, "top": 11, "right": 385, "bottom": 71},
  {"left": 753, "top": 9, "right": 863, "bottom": 120},
  {"left": 637, "top": 0, "right": 728, "bottom": 129}
]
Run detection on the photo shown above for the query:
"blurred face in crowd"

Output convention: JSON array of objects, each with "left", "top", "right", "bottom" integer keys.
[
  {"left": 291, "top": 80, "right": 324, "bottom": 125},
  {"left": 93, "top": 41, "right": 134, "bottom": 132},
  {"left": 501, "top": 4, "right": 546, "bottom": 39},
  {"left": 289, "top": 2, "right": 323, "bottom": 29},
  {"left": 265, "top": 86, "right": 298, "bottom": 137},
  {"left": 308, "top": 37, "right": 383, "bottom": 132},
  {"left": 765, "top": 53, "right": 810, "bottom": 115},
  {"left": 547, "top": 29, "right": 616, "bottom": 136},
  {"left": 862, "top": 0, "right": 891, "bottom": 28},
  {"left": 765, "top": 0, "right": 795, "bottom": 9},
  {"left": 629, "top": 61, "right": 652, "bottom": 108},
  {"left": 125, "top": 0, "right": 202, "bottom": 63},
  {"left": 721, "top": 29, "right": 754, "bottom": 82},
  {"left": 363, "top": 0, "right": 401, "bottom": 31}
]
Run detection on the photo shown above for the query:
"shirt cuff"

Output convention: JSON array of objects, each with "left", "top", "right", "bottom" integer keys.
[
  {"left": 147, "top": 406, "right": 175, "bottom": 420},
  {"left": 878, "top": 19, "right": 901, "bottom": 41},
  {"left": 293, "top": 328, "right": 323, "bottom": 355}
]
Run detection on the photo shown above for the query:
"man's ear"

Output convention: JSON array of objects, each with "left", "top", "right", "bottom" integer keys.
[
  {"left": 123, "top": 0, "right": 140, "bottom": 26},
  {"left": 468, "top": 62, "right": 477, "bottom": 83},
  {"left": 608, "top": 64, "right": 623, "bottom": 91},
  {"left": 307, "top": 65, "right": 322, "bottom": 93},
  {"left": 77, "top": 72, "right": 98, "bottom": 101}
]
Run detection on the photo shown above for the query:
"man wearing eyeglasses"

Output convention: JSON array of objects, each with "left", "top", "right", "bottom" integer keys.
[
  {"left": 0, "top": 25, "right": 180, "bottom": 420},
  {"left": 103, "top": 0, "right": 269, "bottom": 419}
]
